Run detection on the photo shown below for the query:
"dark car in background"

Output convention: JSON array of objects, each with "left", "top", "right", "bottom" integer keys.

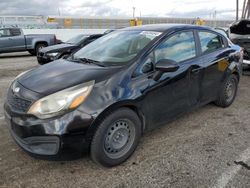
[
  {"left": 37, "top": 34, "right": 103, "bottom": 64},
  {"left": 229, "top": 19, "right": 250, "bottom": 69},
  {"left": 4, "top": 24, "right": 242, "bottom": 167}
]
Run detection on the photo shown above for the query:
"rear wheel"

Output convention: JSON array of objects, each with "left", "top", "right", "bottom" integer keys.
[
  {"left": 90, "top": 108, "right": 141, "bottom": 167},
  {"left": 215, "top": 74, "right": 238, "bottom": 108}
]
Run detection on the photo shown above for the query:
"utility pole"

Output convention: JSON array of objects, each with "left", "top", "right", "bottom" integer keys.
[
  {"left": 132, "top": 7, "right": 136, "bottom": 18},
  {"left": 242, "top": 0, "right": 246, "bottom": 18},
  {"left": 236, "top": 0, "right": 239, "bottom": 20},
  {"left": 58, "top": 8, "right": 61, "bottom": 16}
]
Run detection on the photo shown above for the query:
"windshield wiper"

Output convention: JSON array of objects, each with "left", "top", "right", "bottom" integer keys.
[{"left": 75, "top": 57, "right": 105, "bottom": 67}]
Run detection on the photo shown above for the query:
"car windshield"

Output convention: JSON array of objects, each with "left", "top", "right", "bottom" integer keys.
[
  {"left": 66, "top": 34, "right": 89, "bottom": 45},
  {"left": 73, "top": 30, "right": 162, "bottom": 66}
]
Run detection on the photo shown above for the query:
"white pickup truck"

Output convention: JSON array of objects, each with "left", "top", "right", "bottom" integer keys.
[{"left": 0, "top": 28, "right": 60, "bottom": 55}]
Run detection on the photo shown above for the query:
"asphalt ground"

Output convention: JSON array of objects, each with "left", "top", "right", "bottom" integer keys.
[{"left": 0, "top": 52, "right": 249, "bottom": 188}]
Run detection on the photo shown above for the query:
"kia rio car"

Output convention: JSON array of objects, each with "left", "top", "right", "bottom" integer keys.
[{"left": 4, "top": 24, "right": 242, "bottom": 167}]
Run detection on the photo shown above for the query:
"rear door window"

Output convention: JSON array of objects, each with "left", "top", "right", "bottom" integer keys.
[{"left": 198, "top": 31, "right": 224, "bottom": 54}]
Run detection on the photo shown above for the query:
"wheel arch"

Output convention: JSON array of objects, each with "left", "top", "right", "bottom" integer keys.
[
  {"left": 221, "top": 62, "right": 241, "bottom": 83},
  {"left": 35, "top": 41, "right": 48, "bottom": 48},
  {"left": 232, "top": 70, "right": 240, "bottom": 81},
  {"left": 85, "top": 100, "right": 146, "bottom": 144}
]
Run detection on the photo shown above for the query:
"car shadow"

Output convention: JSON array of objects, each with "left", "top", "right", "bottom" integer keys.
[{"left": 0, "top": 53, "right": 32, "bottom": 59}]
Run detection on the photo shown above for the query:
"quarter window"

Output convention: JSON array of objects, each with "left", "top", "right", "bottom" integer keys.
[
  {"left": 155, "top": 31, "right": 196, "bottom": 63},
  {"left": 198, "top": 32, "right": 224, "bottom": 54}
]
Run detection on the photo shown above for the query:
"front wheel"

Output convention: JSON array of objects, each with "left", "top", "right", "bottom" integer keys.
[
  {"left": 215, "top": 74, "right": 239, "bottom": 108},
  {"left": 90, "top": 108, "right": 141, "bottom": 167}
]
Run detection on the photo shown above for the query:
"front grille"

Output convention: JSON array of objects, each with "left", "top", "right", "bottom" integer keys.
[{"left": 7, "top": 93, "right": 32, "bottom": 113}]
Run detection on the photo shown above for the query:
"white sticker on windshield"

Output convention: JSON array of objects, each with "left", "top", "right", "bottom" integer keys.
[{"left": 140, "top": 31, "right": 162, "bottom": 39}]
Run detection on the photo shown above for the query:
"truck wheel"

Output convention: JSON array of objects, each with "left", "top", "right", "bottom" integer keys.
[
  {"left": 35, "top": 43, "right": 47, "bottom": 55},
  {"left": 91, "top": 108, "right": 141, "bottom": 167},
  {"left": 215, "top": 74, "right": 238, "bottom": 108}
]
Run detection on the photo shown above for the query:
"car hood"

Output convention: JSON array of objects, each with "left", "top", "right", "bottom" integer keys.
[
  {"left": 17, "top": 59, "right": 121, "bottom": 96},
  {"left": 40, "top": 43, "right": 77, "bottom": 53},
  {"left": 230, "top": 20, "right": 250, "bottom": 35}
]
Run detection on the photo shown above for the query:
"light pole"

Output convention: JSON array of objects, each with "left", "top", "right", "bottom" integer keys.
[
  {"left": 236, "top": 0, "right": 239, "bottom": 20},
  {"left": 132, "top": 7, "right": 136, "bottom": 18}
]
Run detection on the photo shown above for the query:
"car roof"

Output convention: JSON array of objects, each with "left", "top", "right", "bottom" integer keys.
[{"left": 120, "top": 24, "right": 212, "bottom": 32}]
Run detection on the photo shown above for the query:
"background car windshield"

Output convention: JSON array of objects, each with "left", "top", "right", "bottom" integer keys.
[
  {"left": 74, "top": 30, "right": 162, "bottom": 66},
  {"left": 66, "top": 34, "right": 88, "bottom": 45}
]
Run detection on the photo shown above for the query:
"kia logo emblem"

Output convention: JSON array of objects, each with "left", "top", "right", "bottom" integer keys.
[{"left": 13, "top": 87, "right": 20, "bottom": 93}]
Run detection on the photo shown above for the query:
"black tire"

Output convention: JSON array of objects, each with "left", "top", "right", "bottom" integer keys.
[
  {"left": 91, "top": 108, "right": 141, "bottom": 167},
  {"left": 35, "top": 43, "right": 47, "bottom": 55},
  {"left": 215, "top": 74, "right": 238, "bottom": 108}
]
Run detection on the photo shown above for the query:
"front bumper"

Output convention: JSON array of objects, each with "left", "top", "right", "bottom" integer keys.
[
  {"left": 4, "top": 103, "right": 94, "bottom": 160},
  {"left": 37, "top": 52, "right": 59, "bottom": 65},
  {"left": 37, "top": 55, "right": 53, "bottom": 65}
]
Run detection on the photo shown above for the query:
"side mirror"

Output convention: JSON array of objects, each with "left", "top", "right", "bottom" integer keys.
[
  {"left": 153, "top": 59, "right": 179, "bottom": 81},
  {"left": 155, "top": 59, "right": 179, "bottom": 72}
]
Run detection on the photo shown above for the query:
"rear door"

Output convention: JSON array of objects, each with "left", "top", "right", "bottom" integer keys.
[{"left": 197, "top": 30, "right": 229, "bottom": 103}]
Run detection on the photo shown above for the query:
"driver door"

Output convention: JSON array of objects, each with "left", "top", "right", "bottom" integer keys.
[
  {"left": 0, "top": 28, "right": 25, "bottom": 53},
  {"left": 133, "top": 30, "right": 202, "bottom": 130}
]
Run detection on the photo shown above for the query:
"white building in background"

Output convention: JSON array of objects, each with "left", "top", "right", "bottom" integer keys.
[{"left": 0, "top": 15, "right": 59, "bottom": 29}]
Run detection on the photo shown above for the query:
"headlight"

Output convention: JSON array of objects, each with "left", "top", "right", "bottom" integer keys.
[
  {"left": 46, "top": 52, "right": 59, "bottom": 57},
  {"left": 28, "top": 80, "right": 95, "bottom": 119}
]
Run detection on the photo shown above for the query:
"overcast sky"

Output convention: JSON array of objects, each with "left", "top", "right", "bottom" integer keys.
[{"left": 0, "top": 0, "right": 243, "bottom": 19}]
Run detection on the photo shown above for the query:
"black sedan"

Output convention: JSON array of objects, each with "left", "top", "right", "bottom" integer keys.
[
  {"left": 37, "top": 34, "right": 103, "bottom": 65},
  {"left": 4, "top": 24, "right": 242, "bottom": 167}
]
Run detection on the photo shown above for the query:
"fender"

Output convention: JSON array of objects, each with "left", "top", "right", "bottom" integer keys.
[
  {"left": 221, "top": 61, "right": 241, "bottom": 83},
  {"left": 85, "top": 99, "right": 146, "bottom": 142}
]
